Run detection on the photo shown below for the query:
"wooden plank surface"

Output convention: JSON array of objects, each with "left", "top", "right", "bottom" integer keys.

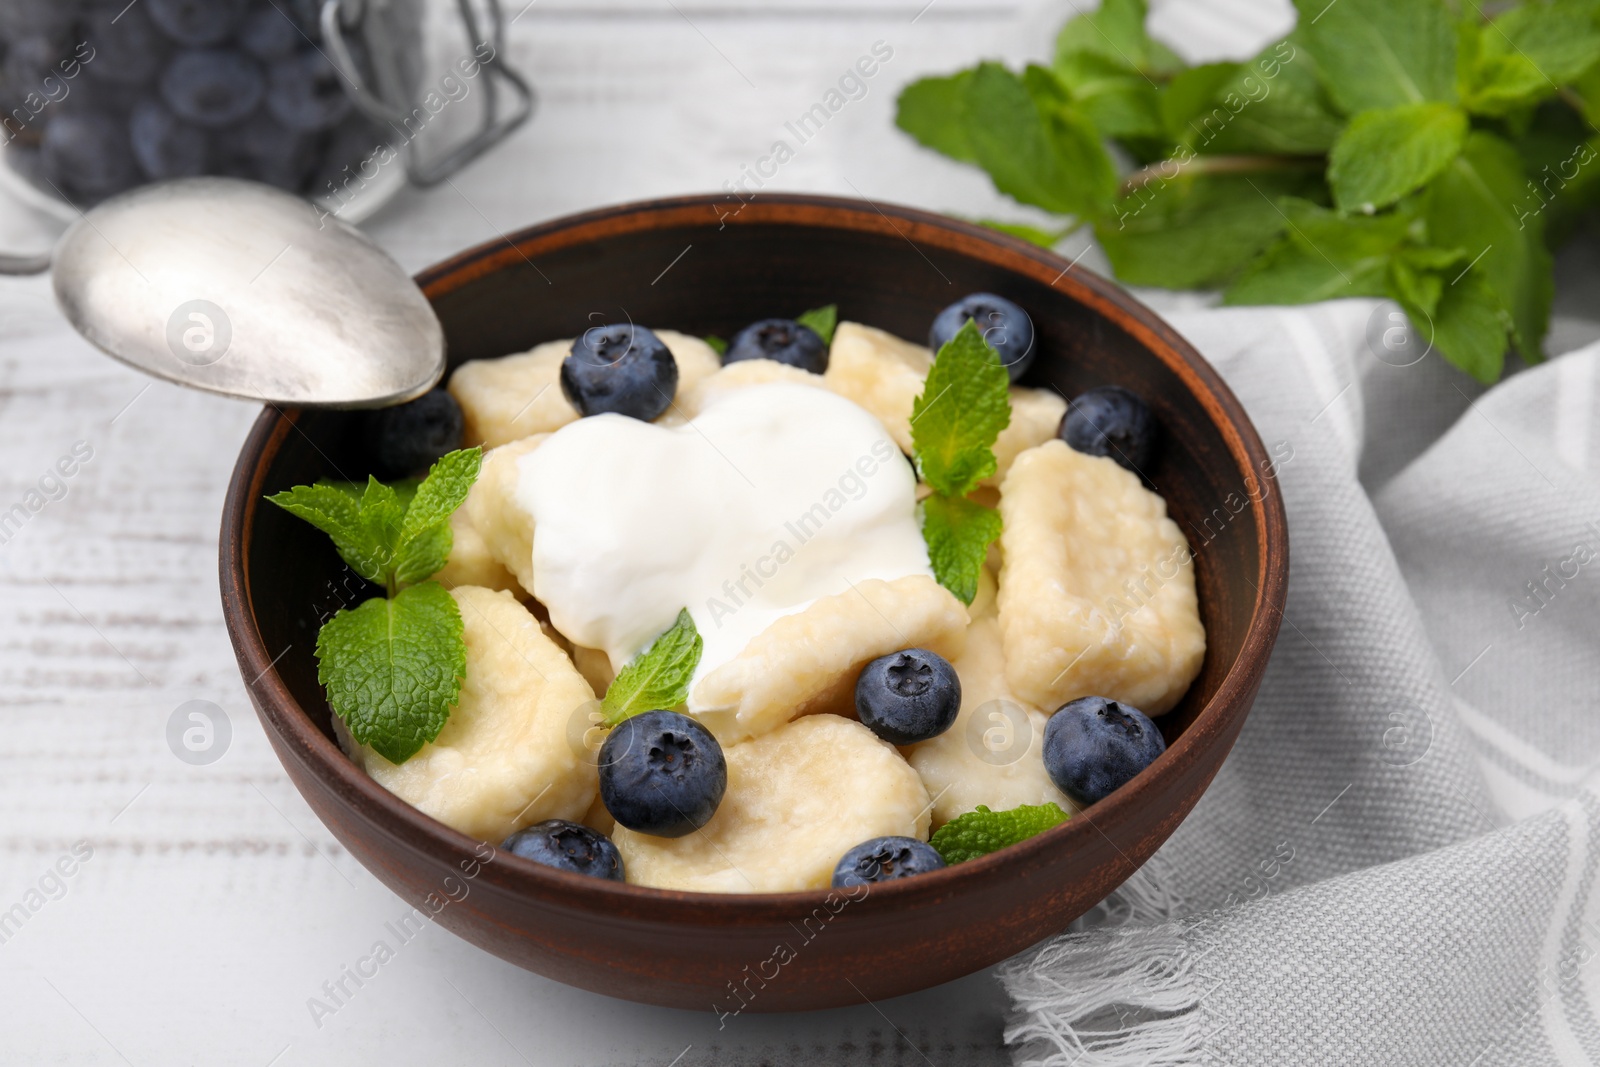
[{"left": 0, "top": 1, "right": 1287, "bottom": 1063}]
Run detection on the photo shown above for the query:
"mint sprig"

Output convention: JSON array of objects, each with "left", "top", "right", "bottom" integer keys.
[
  {"left": 267, "top": 448, "right": 483, "bottom": 764},
  {"left": 796, "top": 303, "right": 839, "bottom": 345},
  {"left": 601, "top": 608, "right": 703, "bottom": 727},
  {"left": 893, "top": 0, "right": 1600, "bottom": 383},
  {"left": 930, "top": 802, "right": 1071, "bottom": 864},
  {"left": 911, "top": 320, "right": 1010, "bottom": 604}
]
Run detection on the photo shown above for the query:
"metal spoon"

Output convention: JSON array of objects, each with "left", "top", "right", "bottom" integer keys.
[{"left": 44, "top": 177, "right": 444, "bottom": 409}]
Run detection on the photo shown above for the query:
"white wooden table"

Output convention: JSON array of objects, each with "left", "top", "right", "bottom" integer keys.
[{"left": 0, "top": 2, "right": 1294, "bottom": 1063}]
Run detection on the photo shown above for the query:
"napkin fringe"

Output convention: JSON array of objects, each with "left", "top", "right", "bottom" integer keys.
[
  {"left": 999, "top": 856, "right": 1207, "bottom": 1067},
  {"left": 999, "top": 922, "right": 1207, "bottom": 1067}
]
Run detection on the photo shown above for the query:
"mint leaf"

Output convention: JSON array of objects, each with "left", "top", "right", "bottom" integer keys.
[
  {"left": 1292, "top": 0, "right": 1456, "bottom": 112},
  {"left": 1052, "top": 52, "right": 1165, "bottom": 141},
  {"left": 316, "top": 581, "right": 466, "bottom": 765},
  {"left": 1201, "top": 36, "right": 1343, "bottom": 155},
  {"left": 1159, "top": 62, "right": 1244, "bottom": 144},
  {"left": 1329, "top": 102, "right": 1466, "bottom": 212},
  {"left": 267, "top": 481, "right": 397, "bottom": 584},
  {"left": 980, "top": 219, "right": 1077, "bottom": 247},
  {"left": 1484, "top": 2, "right": 1600, "bottom": 86},
  {"left": 704, "top": 334, "right": 728, "bottom": 356},
  {"left": 1421, "top": 267, "right": 1509, "bottom": 383},
  {"left": 601, "top": 608, "right": 703, "bottom": 727},
  {"left": 393, "top": 448, "right": 482, "bottom": 587},
  {"left": 1096, "top": 172, "right": 1308, "bottom": 290},
  {"left": 921, "top": 494, "right": 1002, "bottom": 605},
  {"left": 910, "top": 320, "right": 1012, "bottom": 498},
  {"left": 796, "top": 304, "right": 838, "bottom": 346},
  {"left": 400, "top": 448, "right": 482, "bottom": 540},
  {"left": 1054, "top": 0, "right": 1182, "bottom": 78},
  {"left": 963, "top": 62, "right": 1118, "bottom": 219},
  {"left": 896, "top": 71, "right": 976, "bottom": 163},
  {"left": 1425, "top": 131, "right": 1553, "bottom": 360},
  {"left": 930, "top": 803, "right": 1070, "bottom": 864}
]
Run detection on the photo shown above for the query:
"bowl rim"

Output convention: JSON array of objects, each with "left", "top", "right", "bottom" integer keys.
[{"left": 220, "top": 192, "right": 1288, "bottom": 917}]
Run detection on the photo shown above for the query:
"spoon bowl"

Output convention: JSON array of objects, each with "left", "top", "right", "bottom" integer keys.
[{"left": 52, "top": 177, "right": 444, "bottom": 408}]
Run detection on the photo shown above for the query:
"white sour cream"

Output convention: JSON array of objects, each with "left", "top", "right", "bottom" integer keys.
[{"left": 516, "top": 382, "right": 932, "bottom": 702}]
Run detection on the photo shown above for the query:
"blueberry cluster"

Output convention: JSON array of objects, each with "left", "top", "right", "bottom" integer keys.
[{"left": 0, "top": 0, "right": 400, "bottom": 207}]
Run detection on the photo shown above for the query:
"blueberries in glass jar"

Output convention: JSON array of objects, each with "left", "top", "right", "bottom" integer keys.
[
  {"left": 598, "top": 711, "right": 726, "bottom": 838},
  {"left": 359, "top": 389, "right": 465, "bottom": 480},
  {"left": 561, "top": 324, "right": 678, "bottom": 421},
  {"left": 1059, "top": 386, "right": 1158, "bottom": 474},
  {"left": 147, "top": 0, "right": 250, "bottom": 47},
  {"left": 82, "top": 5, "right": 169, "bottom": 87},
  {"left": 212, "top": 113, "right": 317, "bottom": 192},
  {"left": 854, "top": 648, "right": 962, "bottom": 745},
  {"left": 724, "top": 318, "right": 829, "bottom": 374},
  {"left": 265, "top": 51, "right": 354, "bottom": 132},
  {"left": 1042, "top": 696, "right": 1166, "bottom": 806},
  {"left": 237, "top": 8, "right": 304, "bottom": 63},
  {"left": 41, "top": 112, "right": 141, "bottom": 203},
  {"left": 129, "top": 99, "right": 207, "bottom": 180},
  {"left": 161, "top": 49, "right": 264, "bottom": 128},
  {"left": 929, "top": 292, "right": 1036, "bottom": 381},
  {"left": 833, "top": 836, "right": 945, "bottom": 887},
  {"left": 503, "top": 820, "right": 625, "bottom": 881}
]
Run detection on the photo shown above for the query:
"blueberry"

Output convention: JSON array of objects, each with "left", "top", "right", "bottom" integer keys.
[
  {"left": 237, "top": 9, "right": 304, "bottom": 62},
  {"left": 161, "top": 49, "right": 264, "bottom": 128},
  {"left": 854, "top": 648, "right": 961, "bottom": 746},
  {"left": 129, "top": 98, "right": 207, "bottom": 180},
  {"left": 360, "top": 389, "right": 464, "bottom": 479},
  {"left": 1043, "top": 696, "right": 1166, "bottom": 806},
  {"left": 147, "top": 0, "right": 249, "bottom": 46},
  {"left": 598, "top": 710, "right": 726, "bottom": 838},
  {"left": 40, "top": 112, "right": 141, "bottom": 204},
  {"left": 724, "top": 318, "right": 828, "bottom": 374},
  {"left": 561, "top": 324, "right": 678, "bottom": 421},
  {"left": 82, "top": 6, "right": 169, "bottom": 87},
  {"left": 832, "top": 836, "right": 945, "bottom": 887},
  {"left": 212, "top": 112, "right": 317, "bottom": 191},
  {"left": 1059, "top": 386, "right": 1157, "bottom": 473},
  {"left": 265, "top": 51, "right": 353, "bottom": 132},
  {"left": 929, "top": 292, "right": 1036, "bottom": 381},
  {"left": 503, "top": 820, "right": 624, "bottom": 881},
  {"left": 2, "top": 34, "right": 68, "bottom": 90}
]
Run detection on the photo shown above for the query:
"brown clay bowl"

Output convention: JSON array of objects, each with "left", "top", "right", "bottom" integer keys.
[{"left": 220, "top": 193, "right": 1288, "bottom": 1012}]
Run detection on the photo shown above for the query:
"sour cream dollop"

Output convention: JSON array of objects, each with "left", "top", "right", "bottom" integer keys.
[{"left": 517, "top": 382, "right": 932, "bottom": 701}]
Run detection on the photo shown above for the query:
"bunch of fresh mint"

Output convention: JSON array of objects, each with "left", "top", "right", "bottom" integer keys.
[
  {"left": 913, "top": 319, "right": 1011, "bottom": 604},
  {"left": 267, "top": 449, "right": 482, "bottom": 765},
  {"left": 896, "top": 0, "right": 1600, "bottom": 382}
]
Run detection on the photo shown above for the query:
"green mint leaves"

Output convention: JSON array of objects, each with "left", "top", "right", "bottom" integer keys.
[
  {"left": 267, "top": 448, "right": 483, "bottom": 764},
  {"left": 911, "top": 320, "right": 1012, "bottom": 498},
  {"left": 316, "top": 582, "right": 466, "bottom": 765},
  {"left": 600, "top": 608, "right": 703, "bottom": 727},
  {"left": 1327, "top": 103, "right": 1466, "bottom": 213},
  {"left": 267, "top": 448, "right": 481, "bottom": 596},
  {"left": 921, "top": 492, "right": 1003, "bottom": 608},
  {"left": 930, "top": 802, "right": 1071, "bottom": 864},
  {"left": 796, "top": 304, "right": 839, "bottom": 345},
  {"left": 894, "top": 0, "right": 1599, "bottom": 383},
  {"left": 912, "top": 320, "right": 1010, "bottom": 604}
]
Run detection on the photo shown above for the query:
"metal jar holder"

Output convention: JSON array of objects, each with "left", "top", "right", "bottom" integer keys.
[{"left": 320, "top": 0, "right": 535, "bottom": 188}]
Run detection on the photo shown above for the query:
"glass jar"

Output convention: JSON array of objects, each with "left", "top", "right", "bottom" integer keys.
[{"left": 0, "top": 0, "right": 531, "bottom": 222}]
